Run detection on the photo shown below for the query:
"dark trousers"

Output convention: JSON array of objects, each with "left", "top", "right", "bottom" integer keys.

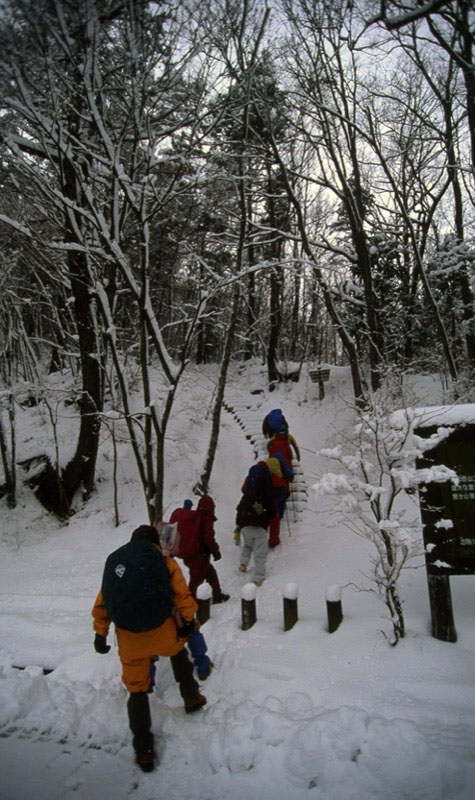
[
  {"left": 127, "top": 692, "right": 153, "bottom": 755},
  {"left": 184, "top": 553, "right": 221, "bottom": 601},
  {"left": 127, "top": 649, "right": 198, "bottom": 753},
  {"left": 170, "top": 647, "right": 199, "bottom": 699}
]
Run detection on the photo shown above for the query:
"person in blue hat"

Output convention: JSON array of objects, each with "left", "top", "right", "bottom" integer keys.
[{"left": 156, "top": 512, "right": 214, "bottom": 681}]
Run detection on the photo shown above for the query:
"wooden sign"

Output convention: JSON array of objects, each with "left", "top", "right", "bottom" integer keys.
[{"left": 413, "top": 411, "right": 475, "bottom": 642}]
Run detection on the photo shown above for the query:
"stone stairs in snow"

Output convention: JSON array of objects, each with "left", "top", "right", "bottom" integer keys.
[{"left": 223, "top": 393, "right": 308, "bottom": 520}]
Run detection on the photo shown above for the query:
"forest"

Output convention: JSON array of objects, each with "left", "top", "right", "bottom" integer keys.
[{"left": 0, "top": 0, "right": 474, "bottom": 523}]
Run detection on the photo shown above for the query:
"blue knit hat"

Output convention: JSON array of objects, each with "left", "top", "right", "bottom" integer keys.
[{"left": 183, "top": 499, "right": 193, "bottom": 509}]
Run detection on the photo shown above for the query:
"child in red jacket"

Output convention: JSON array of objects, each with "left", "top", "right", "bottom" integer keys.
[{"left": 266, "top": 456, "right": 293, "bottom": 548}]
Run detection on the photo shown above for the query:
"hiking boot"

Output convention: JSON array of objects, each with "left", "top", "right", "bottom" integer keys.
[
  {"left": 184, "top": 692, "right": 207, "bottom": 714},
  {"left": 239, "top": 564, "right": 247, "bottom": 573},
  {"left": 268, "top": 540, "right": 281, "bottom": 549},
  {"left": 135, "top": 747, "right": 155, "bottom": 773},
  {"left": 198, "top": 661, "right": 214, "bottom": 681},
  {"left": 128, "top": 692, "right": 154, "bottom": 770},
  {"left": 213, "top": 593, "right": 230, "bottom": 604}
]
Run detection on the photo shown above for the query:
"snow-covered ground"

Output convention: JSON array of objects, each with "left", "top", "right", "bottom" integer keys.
[{"left": 1, "top": 362, "right": 474, "bottom": 800}]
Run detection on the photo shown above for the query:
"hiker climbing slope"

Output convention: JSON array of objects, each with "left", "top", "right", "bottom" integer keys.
[
  {"left": 235, "top": 461, "right": 275, "bottom": 586},
  {"left": 266, "top": 455, "right": 293, "bottom": 548},
  {"left": 92, "top": 525, "right": 206, "bottom": 773},
  {"left": 155, "top": 519, "right": 214, "bottom": 682},
  {"left": 262, "top": 408, "right": 300, "bottom": 462},
  {"left": 169, "top": 496, "right": 230, "bottom": 604}
]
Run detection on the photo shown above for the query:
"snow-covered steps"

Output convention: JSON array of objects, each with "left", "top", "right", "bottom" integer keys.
[
  {"left": 223, "top": 392, "right": 308, "bottom": 519},
  {"left": 223, "top": 396, "right": 266, "bottom": 460},
  {"left": 288, "top": 459, "right": 308, "bottom": 517}
]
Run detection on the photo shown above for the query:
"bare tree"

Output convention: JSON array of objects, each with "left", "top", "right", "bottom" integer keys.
[
  {"left": 203, "top": 0, "right": 299, "bottom": 388},
  {"left": 374, "top": 6, "right": 475, "bottom": 373},
  {"left": 0, "top": 0, "right": 219, "bottom": 519},
  {"left": 314, "top": 388, "right": 458, "bottom": 645},
  {"left": 365, "top": 0, "right": 475, "bottom": 174},
  {"left": 275, "top": 0, "right": 468, "bottom": 393}
]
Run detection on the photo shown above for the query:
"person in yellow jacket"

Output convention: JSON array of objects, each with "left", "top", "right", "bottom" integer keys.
[{"left": 92, "top": 524, "right": 206, "bottom": 772}]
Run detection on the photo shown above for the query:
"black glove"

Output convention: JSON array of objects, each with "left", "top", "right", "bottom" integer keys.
[
  {"left": 177, "top": 619, "right": 196, "bottom": 638},
  {"left": 94, "top": 633, "right": 111, "bottom": 654},
  {"left": 212, "top": 548, "right": 221, "bottom": 561}
]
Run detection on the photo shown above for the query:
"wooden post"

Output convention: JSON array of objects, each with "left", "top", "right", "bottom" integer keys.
[
  {"left": 326, "top": 584, "right": 343, "bottom": 633},
  {"left": 283, "top": 583, "right": 299, "bottom": 631},
  {"left": 241, "top": 583, "right": 257, "bottom": 630},
  {"left": 427, "top": 574, "right": 457, "bottom": 643},
  {"left": 196, "top": 583, "right": 212, "bottom": 626},
  {"left": 197, "top": 597, "right": 210, "bottom": 626}
]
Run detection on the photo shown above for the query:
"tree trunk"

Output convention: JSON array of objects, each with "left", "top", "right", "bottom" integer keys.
[
  {"left": 195, "top": 284, "right": 241, "bottom": 495},
  {"left": 266, "top": 162, "right": 284, "bottom": 389},
  {"left": 245, "top": 195, "right": 257, "bottom": 361},
  {"left": 0, "top": 398, "right": 15, "bottom": 509},
  {"left": 267, "top": 267, "right": 282, "bottom": 388},
  {"left": 444, "top": 103, "right": 475, "bottom": 371},
  {"left": 61, "top": 252, "right": 102, "bottom": 505}
]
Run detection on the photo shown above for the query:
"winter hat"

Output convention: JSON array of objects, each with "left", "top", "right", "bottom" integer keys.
[
  {"left": 197, "top": 494, "right": 217, "bottom": 520},
  {"left": 266, "top": 408, "right": 283, "bottom": 432},
  {"left": 183, "top": 499, "right": 193, "bottom": 509},
  {"left": 130, "top": 524, "right": 160, "bottom": 545}
]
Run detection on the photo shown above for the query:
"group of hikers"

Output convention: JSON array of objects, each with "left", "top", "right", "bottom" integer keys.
[{"left": 92, "top": 408, "right": 300, "bottom": 772}]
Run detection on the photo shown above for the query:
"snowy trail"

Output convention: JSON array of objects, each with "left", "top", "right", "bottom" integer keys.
[
  {"left": 1, "top": 365, "right": 475, "bottom": 799},
  {"left": 222, "top": 387, "right": 308, "bottom": 523}
]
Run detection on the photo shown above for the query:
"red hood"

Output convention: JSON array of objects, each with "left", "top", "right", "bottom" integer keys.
[{"left": 197, "top": 495, "right": 216, "bottom": 519}]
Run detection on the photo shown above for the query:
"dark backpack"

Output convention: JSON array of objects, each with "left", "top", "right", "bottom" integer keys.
[
  {"left": 245, "top": 463, "right": 270, "bottom": 495},
  {"left": 236, "top": 492, "right": 272, "bottom": 528},
  {"left": 237, "top": 464, "right": 275, "bottom": 529},
  {"left": 101, "top": 540, "right": 173, "bottom": 632}
]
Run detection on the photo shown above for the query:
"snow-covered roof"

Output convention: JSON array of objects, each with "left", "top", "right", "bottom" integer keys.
[{"left": 391, "top": 404, "right": 475, "bottom": 430}]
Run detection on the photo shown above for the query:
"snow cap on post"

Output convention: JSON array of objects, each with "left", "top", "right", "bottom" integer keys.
[
  {"left": 197, "top": 582, "right": 212, "bottom": 601},
  {"left": 283, "top": 582, "right": 299, "bottom": 600},
  {"left": 326, "top": 584, "right": 342, "bottom": 603},
  {"left": 241, "top": 582, "right": 258, "bottom": 601}
]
